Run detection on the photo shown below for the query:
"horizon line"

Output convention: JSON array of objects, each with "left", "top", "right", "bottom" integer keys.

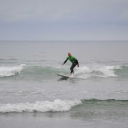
[{"left": 0, "top": 40, "right": 128, "bottom": 42}]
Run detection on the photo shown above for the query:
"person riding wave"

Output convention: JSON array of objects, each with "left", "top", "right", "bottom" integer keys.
[{"left": 62, "top": 53, "right": 79, "bottom": 76}]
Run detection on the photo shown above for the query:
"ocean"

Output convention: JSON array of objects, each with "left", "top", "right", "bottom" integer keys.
[{"left": 0, "top": 41, "right": 128, "bottom": 128}]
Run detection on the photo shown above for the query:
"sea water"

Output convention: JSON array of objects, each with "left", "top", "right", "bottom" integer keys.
[{"left": 0, "top": 41, "right": 128, "bottom": 128}]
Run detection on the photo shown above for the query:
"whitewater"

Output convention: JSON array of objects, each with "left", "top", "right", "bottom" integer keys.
[{"left": 0, "top": 41, "right": 128, "bottom": 128}]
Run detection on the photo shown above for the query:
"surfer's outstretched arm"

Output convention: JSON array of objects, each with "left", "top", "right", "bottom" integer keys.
[{"left": 62, "top": 58, "right": 68, "bottom": 66}]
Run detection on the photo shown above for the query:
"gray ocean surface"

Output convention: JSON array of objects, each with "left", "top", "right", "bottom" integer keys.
[{"left": 0, "top": 41, "right": 128, "bottom": 128}]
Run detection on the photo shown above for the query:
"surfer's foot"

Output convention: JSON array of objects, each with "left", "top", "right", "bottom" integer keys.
[{"left": 69, "top": 74, "right": 71, "bottom": 76}]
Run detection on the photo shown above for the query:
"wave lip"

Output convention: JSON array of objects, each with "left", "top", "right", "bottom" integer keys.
[
  {"left": 0, "top": 99, "right": 82, "bottom": 113},
  {"left": 0, "top": 64, "right": 26, "bottom": 77}
]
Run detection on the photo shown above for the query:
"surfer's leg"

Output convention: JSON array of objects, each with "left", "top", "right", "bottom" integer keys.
[
  {"left": 70, "top": 66, "right": 74, "bottom": 74},
  {"left": 70, "top": 63, "right": 77, "bottom": 74}
]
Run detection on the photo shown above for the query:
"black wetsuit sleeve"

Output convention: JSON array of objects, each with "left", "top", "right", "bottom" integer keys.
[{"left": 63, "top": 58, "right": 68, "bottom": 64}]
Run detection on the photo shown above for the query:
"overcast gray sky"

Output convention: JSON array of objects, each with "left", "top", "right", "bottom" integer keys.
[{"left": 0, "top": 0, "right": 128, "bottom": 41}]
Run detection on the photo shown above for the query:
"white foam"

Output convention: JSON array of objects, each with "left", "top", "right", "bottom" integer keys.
[
  {"left": 75, "top": 65, "right": 120, "bottom": 79},
  {"left": 0, "top": 64, "right": 26, "bottom": 77},
  {"left": 0, "top": 99, "right": 82, "bottom": 113}
]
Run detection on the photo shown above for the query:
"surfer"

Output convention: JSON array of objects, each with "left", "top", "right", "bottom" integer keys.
[{"left": 62, "top": 53, "right": 79, "bottom": 76}]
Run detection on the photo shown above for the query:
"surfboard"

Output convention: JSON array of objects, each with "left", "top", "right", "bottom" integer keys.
[{"left": 57, "top": 74, "right": 71, "bottom": 78}]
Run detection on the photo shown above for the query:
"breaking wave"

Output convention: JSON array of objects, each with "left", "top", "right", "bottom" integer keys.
[
  {"left": 0, "top": 99, "right": 128, "bottom": 113},
  {"left": 0, "top": 64, "right": 128, "bottom": 79},
  {"left": 0, "top": 99, "right": 82, "bottom": 113}
]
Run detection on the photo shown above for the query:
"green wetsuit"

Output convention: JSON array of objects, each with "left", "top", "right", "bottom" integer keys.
[{"left": 64, "top": 56, "right": 78, "bottom": 64}]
